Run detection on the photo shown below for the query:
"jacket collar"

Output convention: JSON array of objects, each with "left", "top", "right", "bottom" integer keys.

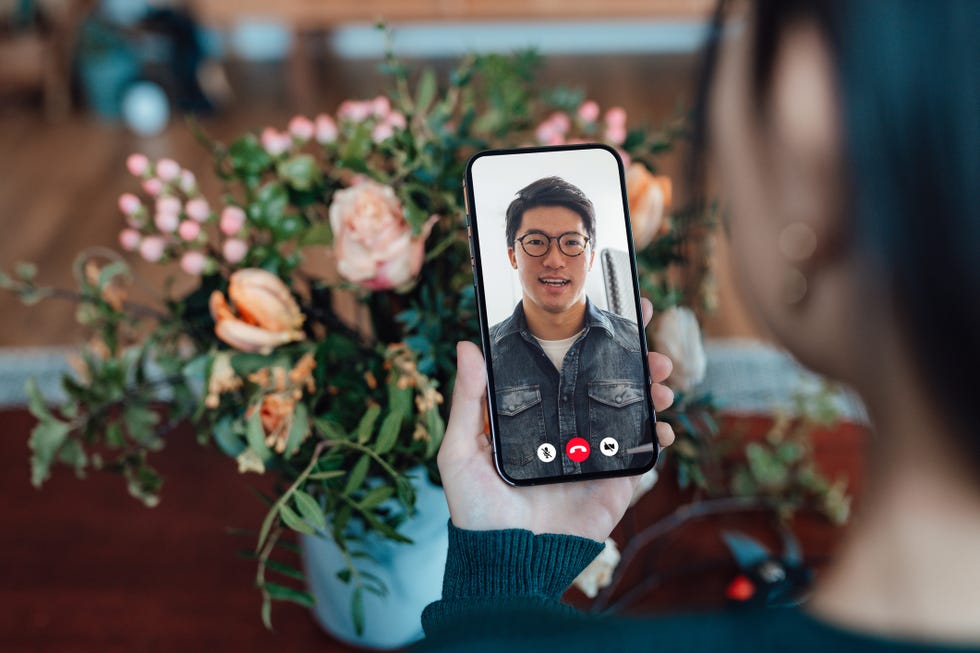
[{"left": 491, "top": 298, "right": 617, "bottom": 346}]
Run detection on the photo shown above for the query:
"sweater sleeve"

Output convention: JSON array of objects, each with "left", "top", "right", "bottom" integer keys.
[{"left": 420, "top": 521, "right": 605, "bottom": 638}]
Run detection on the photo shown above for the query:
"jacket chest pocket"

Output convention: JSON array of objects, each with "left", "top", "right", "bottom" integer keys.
[
  {"left": 587, "top": 381, "right": 646, "bottom": 449},
  {"left": 495, "top": 384, "right": 545, "bottom": 467}
]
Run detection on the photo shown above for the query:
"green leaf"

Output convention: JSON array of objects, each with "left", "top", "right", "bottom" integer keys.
[
  {"left": 283, "top": 403, "right": 309, "bottom": 458},
  {"left": 336, "top": 568, "right": 352, "bottom": 583},
  {"left": 229, "top": 133, "right": 273, "bottom": 177},
  {"left": 261, "top": 596, "right": 273, "bottom": 630},
  {"left": 415, "top": 68, "right": 437, "bottom": 114},
  {"left": 28, "top": 419, "right": 70, "bottom": 487},
  {"left": 264, "top": 559, "right": 306, "bottom": 581},
  {"left": 374, "top": 411, "right": 402, "bottom": 455},
  {"left": 0, "top": 269, "right": 13, "bottom": 289},
  {"left": 314, "top": 417, "right": 347, "bottom": 441},
  {"left": 308, "top": 470, "right": 345, "bottom": 480},
  {"left": 425, "top": 410, "right": 445, "bottom": 459},
  {"left": 359, "top": 486, "right": 394, "bottom": 510},
  {"left": 298, "top": 221, "right": 333, "bottom": 247},
  {"left": 277, "top": 154, "right": 322, "bottom": 192},
  {"left": 388, "top": 384, "right": 412, "bottom": 420},
  {"left": 344, "top": 455, "right": 370, "bottom": 495},
  {"left": 123, "top": 404, "right": 160, "bottom": 446},
  {"left": 251, "top": 181, "right": 290, "bottom": 227},
  {"left": 96, "top": 261, "right": 130, "bottom": 290},
  {"left": 351, "top": 586, "right": 365, "bottom": 635},
  {"left": 246, "top": 408, "right": 273, "bottom": 460},
  {"left": 278, "top": 503, "right": 316, "bottom": 535},
  {"left": 212, "top": 416, "right": 246, "bottom": 457},
  {"left": 340, "top": 123, "right": 372, "bottom": 169},
  {"left": 25, "top": 378, "right": 52, "bottom": 421},
  {"left": 263, "top": 581, "right": 315, "bottom": 608},
  {"left": 57, "top": 439, "right": 88, "bottom": 479},
  {"left": 356, "top": 404, "right": 381, "bottom": 444},
  {"left": 292, "top": 489, "right": 326, "bottom": 531}
]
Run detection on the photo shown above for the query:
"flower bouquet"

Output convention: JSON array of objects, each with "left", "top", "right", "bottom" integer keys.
[{"left": 1, "top": 45, "right": 847, "bottom": 637}]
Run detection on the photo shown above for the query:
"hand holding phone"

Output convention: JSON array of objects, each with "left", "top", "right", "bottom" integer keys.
[
  {"left": 464, "top": 144, "right": 662, "bottom": 486},
  {"left": 437, "top": 319, "right": 676, "bottom": 541}
]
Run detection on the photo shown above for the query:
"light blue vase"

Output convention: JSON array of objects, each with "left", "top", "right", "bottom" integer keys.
[{"left": 300, "top": 468, "right": 449, "bottom": 649}]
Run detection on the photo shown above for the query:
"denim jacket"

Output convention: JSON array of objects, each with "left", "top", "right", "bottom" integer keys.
[{"left": 488, "top": 299, "right": 654, "bottom": 481}]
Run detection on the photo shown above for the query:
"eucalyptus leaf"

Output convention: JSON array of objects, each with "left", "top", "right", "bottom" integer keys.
[
  {"left": 28, "top": 418, "right": 70, "bottom": 487},
  {"left": 246, "top": 408, "right": 273, "bottom": 461},
  {"left": 292, "top": 489, "right": 326, "bottom": 531},
  {"left": 263, "top": 581, "right": 315, "bottom": 607},
  {"left": 415, "top": 68, "right": 437, "bottom": 114},
  {"left": 278, "top": 502, "right": 316, "bottom": 535},
  {"left": 374, "top": 411, "right": 402, "bottom": 455},
  {"left": 283, "top": 403, "right": 309, "bottom": 458},
  {"left": 356, "top": 404, "right": 381, "bottom": 444},
  {"left": 351, "top": 586, "right": 365, "bottom": 635},
  {"left": 359, "top": 486, "right": 394, "bottom": 510},
  {"left": 344, "top": 455, "right": 370, "bottom": 495}
]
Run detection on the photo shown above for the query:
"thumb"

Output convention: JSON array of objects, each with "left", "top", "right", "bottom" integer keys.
[{"left": 442, "top": 341, "right": 489, "bottom": 460}]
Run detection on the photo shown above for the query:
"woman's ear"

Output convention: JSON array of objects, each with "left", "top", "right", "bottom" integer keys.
[{"left": 767, "top": 22, "right": 846, "bottom": 269}]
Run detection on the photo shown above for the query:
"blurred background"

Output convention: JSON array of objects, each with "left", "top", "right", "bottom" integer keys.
[{"left": 0, "top": 0, "right": 763, "bottom": 352}]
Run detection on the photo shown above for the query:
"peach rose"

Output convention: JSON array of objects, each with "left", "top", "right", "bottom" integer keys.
[
  {"left": 328, "top": 180, "right": 438, "bottom": 291},
  {"left": 625, "top": 164, "right": 672, "bottom": 249}
]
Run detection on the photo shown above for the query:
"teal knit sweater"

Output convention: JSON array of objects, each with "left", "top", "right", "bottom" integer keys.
[{"left": 419, "top": 522, "right": 980, "bottom": 652}]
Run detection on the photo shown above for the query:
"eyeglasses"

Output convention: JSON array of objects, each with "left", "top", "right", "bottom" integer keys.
[{"left": 515, "top": 231, "right": 591, "bottom": 257}]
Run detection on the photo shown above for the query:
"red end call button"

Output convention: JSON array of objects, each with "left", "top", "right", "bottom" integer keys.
[{"left": 566, "top": 437, "right": 590, "bottom": 463}]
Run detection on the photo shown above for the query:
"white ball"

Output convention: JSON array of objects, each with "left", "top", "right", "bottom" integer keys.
[{"left": 121, "top": 82, "right": 170, "bottom": 136}]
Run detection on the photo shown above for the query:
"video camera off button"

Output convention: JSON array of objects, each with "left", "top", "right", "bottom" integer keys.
[{"left": 599, "top": 437, "right": 619, "bottom": 456}]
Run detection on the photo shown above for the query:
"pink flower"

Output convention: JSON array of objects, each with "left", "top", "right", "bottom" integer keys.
[
  {"left": 180, "top": 251, "right": 208, "bottom": 276},
  {"left": 604, "top": 106, "right": 627, "bottom": 128},
  {"left": 156, "top": 158, "right": 181, "bottom": 182},
  {"left": 222, "top": 238, "right": 248, "bottom": 264},
  {"left": 385, "top": 111, "right": 407, "bottom": 130},
  {"left": 535, "top": 121, "right": 558, "bottom": 144},
  {"left": 139, "top": 235, "right": 167, "bottom": 262},
  {"left": 577, "top": 100, "right": 600, "bottom": 123},
  {"left": 179, "top": 170, "right": 197, "bottom": 194},
  {"left": 219, "top": 206, "right": 246, "bottom": 235},
  {"left": 178, "top": 220, "right": 201, "bottom": 241},
  {"left": 118, "top": 229, "right": 141, "bottom": 251},
  {"left": 605, "top": 124, "right": 627, "bottom": 146},
  {"left": 185, "top": 197, "right": 210, "bottom": 222},
  {"left": 126, "top": 153, "right": 150, "bottom": 177},
  {"left": 337, "top": 100, "right": 372, "bottom": 123},
  {"left": 260, "top": 127, "right": 291, "bottom": 157},
  {"left": 142, "top": 178, "right": 164, "bottom": 197},
  {"left": 154, "top": 211, "right": 179, "bottom": 233},
  {"left": 288, "top": 115, "right": 315, "bottom": 142},
  {"left": 547, "top": 112, "right": 571, "bottom": 134},
  {"left": 372, "top": 95, "right": 391, "bottom": 118},
  {"left": 371, "top": 122, "right": 395, "bottom": 143},
  {"left": 156, "top": 196, "right": 181, "bottom": 216},
  {"left": 328, "top": 180, "right": 438, "bottom": 291},
  {"left": 314, "top": 114, "right": 338, "bottom": 144},
  {"left": 118, "top": 193, "right": 142, "bottom": 216}
]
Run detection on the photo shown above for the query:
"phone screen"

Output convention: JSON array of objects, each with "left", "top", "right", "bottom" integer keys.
[{"left": 465, "top": 144, "right": 658, "bottom": 485}]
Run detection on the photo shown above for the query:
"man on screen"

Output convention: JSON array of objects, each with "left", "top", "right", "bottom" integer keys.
[{"left": 488, "top": 176, "right": 653, "bottom": 481}]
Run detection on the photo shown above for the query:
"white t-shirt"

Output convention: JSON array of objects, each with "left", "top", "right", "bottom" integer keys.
[{"left": 533, "top": 329, "right": 586, "bottom": 372}]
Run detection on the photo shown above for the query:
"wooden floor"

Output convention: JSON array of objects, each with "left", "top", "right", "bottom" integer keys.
[{"left": 0, "top": 52, "right": 762, "bottom": 348}]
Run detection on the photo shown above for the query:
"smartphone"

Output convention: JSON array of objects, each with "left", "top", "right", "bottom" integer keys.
[{"left": 463, "top": 144, "right": 659, "bottom": 486}]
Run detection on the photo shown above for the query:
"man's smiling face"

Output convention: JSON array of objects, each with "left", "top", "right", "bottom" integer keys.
[{"left": 508, "top": 205, "right": 595, "bottom": 318}]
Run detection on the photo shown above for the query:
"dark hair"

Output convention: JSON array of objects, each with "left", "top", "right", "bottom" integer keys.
[
  {"left": 504, "top": 176, "right": 597, "bottom": 248},
  {"left": 692, "top": 1, "right": 980, "bottom": 464}
]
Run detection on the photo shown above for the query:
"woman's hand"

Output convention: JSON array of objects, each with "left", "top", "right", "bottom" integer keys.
[{"left": 437, "top": 299, "right": 676, "bottom": 543}]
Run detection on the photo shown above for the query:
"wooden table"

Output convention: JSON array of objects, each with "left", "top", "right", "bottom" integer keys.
[{"left": 0, "top": 407, "right": 865, "bottom": 651}]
